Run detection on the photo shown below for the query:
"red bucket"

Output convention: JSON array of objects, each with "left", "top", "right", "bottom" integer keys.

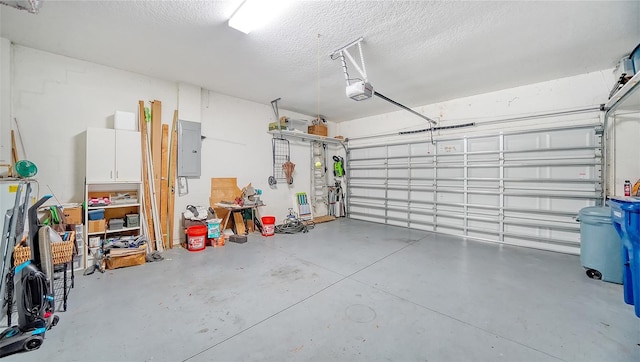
[
  {"left": 261, "top": 216, "right": 276, "bottom": 237},
  {"left": 187, "top": 225, "right": 207, "bottom": 252}
]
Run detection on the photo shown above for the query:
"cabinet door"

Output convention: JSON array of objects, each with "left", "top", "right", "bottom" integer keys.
[
  {"left": 115, "top": 130, "right": 141, "bottom": 182},
  {"left": 86, "top": 128, "right": 116, "bottom": 182}
]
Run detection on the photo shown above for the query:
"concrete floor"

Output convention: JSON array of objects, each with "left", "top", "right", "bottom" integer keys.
[{"left": 5, "top": 219, "right": 639, "bottom": 361}]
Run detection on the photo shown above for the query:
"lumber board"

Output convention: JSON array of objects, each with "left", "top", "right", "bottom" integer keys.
[
  {"left": 167, "top": 110, "right": 178, "bottom": 249},
  {"left": 145, "top": 128, "right": 164, "bottom": 252},
  {"left": 304, "top": 215, "right": 336, "bottom": 225},
  {"left": 10, "top": 130, "right": 18, "bottom": 163},
  {"left": 139, "top": 101, "right": 155, "bottom": 250},
  {"left": 210, "top": 178, "right": 242, "bottom": 231},
  {"left": 210, "top": 178, "right": 242, "bottom": 202},
  {"left": 160, "top": 124, "right": 169, "bottom": 249},
  {"left": 233, "top": 212, "right": 246, "bottom": 235},
  {"left": 151, "top": 100, "right": 162, "bottom": 215}
]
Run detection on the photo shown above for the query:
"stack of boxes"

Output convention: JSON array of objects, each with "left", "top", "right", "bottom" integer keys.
[
  {"left": 62, "top": 205, "right": 84, "bottom": 269},
  {"left": 88, "top": 209, "right": 106, "bottom": 233}
]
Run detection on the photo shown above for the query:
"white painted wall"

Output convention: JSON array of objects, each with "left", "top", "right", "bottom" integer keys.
[
  {"left": 610, "top": 109, "right": 640, "bottom": 196},
  {"left": 0, "top": 37, "right": 10, "bottom": 171},
  {"left": 4, "top": 44, "right": 327, "bottom": 246},
  {"left": 10, "top": 45, "right": 177, "bottom": 204},
  {"left": 177, "top": 82, "right": 201, "bottom": 123},
  {"left": 191, "top": 90, "right": 320, "bottom": 225}
]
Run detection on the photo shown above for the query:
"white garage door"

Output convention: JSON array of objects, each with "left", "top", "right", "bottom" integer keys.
[{"left": 347, "top": 123, "right": 603, "bottom": 254}]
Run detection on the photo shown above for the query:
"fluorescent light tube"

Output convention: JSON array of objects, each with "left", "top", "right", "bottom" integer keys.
[{"left": 228, "top": 0, "right": 291, "bottom": 34}]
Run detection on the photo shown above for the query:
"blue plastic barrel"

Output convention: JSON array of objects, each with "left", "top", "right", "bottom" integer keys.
[
  {"left": 578, "top": 206, "right": 623, "bottom": 284},
  {"left": 609, "top": 197, "right": 640, "bottom": 318}
]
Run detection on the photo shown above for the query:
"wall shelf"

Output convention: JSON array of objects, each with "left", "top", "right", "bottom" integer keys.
[
  {"left": 87, "top": 203, "right": 140, "bottom": 210},
  {"left": 87, "top": 226, "right": 140, "bottom": 236},
  {"left": 268, "top": 130, "right": 345, "bottom": 145}
]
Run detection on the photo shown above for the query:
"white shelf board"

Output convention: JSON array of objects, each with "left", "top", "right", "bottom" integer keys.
[
  {"left": 87, "top": 226, "right": 140, "bottom": 236},
  {"left": 268, "top": 130, "right": 345, "bottom": 145},
  {"left": 87, "top": 203, "right": 140, "bottom": 210},
  {"left": 85, "top": 181, "right": 141, "bottom": 185}
]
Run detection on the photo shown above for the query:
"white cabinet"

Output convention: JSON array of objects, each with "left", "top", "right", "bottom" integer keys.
[
  {"left": 86, "top": 128, "right": 141, "bottom": 182},
  {"left": 114, "top": 130, "right": 141, "bottom": 182}
]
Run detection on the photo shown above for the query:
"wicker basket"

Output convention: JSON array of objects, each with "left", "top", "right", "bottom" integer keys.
[{"left": 13, "top": 231, "right": 75, "bottom": 266}]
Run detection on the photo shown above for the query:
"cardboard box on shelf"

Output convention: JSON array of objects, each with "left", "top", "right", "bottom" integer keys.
[
  {"left": 88, "top": 219, "right": 106, "bottom": 233},
  {"left": 106, "top": 247, "right": 146, "bottom": 270},
  {"left": 308, "top": 125, "right": 328, "bottom": 136},
  {"left": 268, "top": 122, "right": 287, "bottom": 131},
  {"left": 62, "top": 206, "right": 82, "bottom": 225}
]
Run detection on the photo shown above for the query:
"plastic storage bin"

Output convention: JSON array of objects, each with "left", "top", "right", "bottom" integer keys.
[
  {"left": 609, "top": 197, "right": 640, "bottom": 318},
  {"left": 610, "top": 197, "right": 640, "bottom": 318},
  {"left": 125, "top": 214, "right": 139, "bottom": 227},
  {"left": 578, "top": 206, "right": 623, "bottom": 283},
  {"left": 108, "top": 218, "right": 125, "bottom": 230},
  {"left": 88, "top": 209, "right": 105, "bottom": 220},
  {"left": 207, "top": 219, "right": 221, "bottom": 238}
]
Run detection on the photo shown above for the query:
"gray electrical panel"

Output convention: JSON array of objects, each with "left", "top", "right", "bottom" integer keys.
[{"left": 177, "top": 120, "right": 201, "bottom": 177}]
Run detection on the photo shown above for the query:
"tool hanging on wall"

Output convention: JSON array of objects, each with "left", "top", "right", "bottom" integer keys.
[
  {"left": 282, "top": 161, "right": 295, "bottom": 185},
  {"left": 328, "top": 181, "right": 345, "bottom": 217},
  {"left": 269, "top": 138, "right": 292, "bottom": 186},
  {"left": 268, "top": 98, "right": 294, "bottom": 186},
  {"left": 332, "top": 155, "right": 344, "bottom": 177}
]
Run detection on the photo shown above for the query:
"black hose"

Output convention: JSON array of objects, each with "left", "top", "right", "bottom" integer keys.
[{"left": 274, "top": 219, "right": 314, "bottom": 234}]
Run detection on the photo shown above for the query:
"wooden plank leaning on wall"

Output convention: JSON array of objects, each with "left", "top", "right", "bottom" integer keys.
[
  {"left": 167, "top": 111, "right": 178, "bottom": 249},
  {"left": 151, "top": 101, "right": 162, "bottom": 216},
  {"left": 160, "top": 124, "right": 169, "bottom": 249},
  {"left": 138, "top": 101, "right": 155, "bottom": 250}
]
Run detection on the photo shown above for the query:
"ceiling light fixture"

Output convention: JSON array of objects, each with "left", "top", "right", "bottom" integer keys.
[{"left": 228, "top": 0, "right": 291, "bottom": 34}]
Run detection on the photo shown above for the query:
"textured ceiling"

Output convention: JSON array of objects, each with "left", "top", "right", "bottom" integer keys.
[{"left": 1, "top": 1, "right": 639, "bottom": 122}]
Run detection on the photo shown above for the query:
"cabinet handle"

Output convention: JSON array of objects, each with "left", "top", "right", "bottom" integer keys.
[
  {"left": 110, "top": 171, "right": 113, "bottom": 179},
  {"left": 116, "top": 171, "right": 119, "bottom": 179}
]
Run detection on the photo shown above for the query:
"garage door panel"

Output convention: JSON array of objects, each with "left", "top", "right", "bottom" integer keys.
[
  {"left": 387, "top": 189, "right": 408, "bottom": 200},
  {"left": 468, "top": 219, "right": 500, "bottom": 231},
  {"left": 468, "top": 137, "right": 499, "bottom": 152},
  {"left": 468, "top": 194, "right": 499, "bottom": 206},
  {"left": 438, "top": 168, "right": 464, "bottom": 178},
  {"left": 436, "top": 204, "right": 464, "bottom": 214},
  {"left": 410, "top": 143, "right": 435, "bottom": 156},
  {"left": 437, "top": 191, "right": 464, "bottom": 204},
  {"left": 350, "top": 169, "right": 387, "bottom": 178},
  {"left": 348, "top": 123, "right": 601, "bottom": 254},
  {"left": 388, "top": 169, "right": 409, "bottom": 178},
  {"left": 351, "top": 188, "right": 386, "bottom": 199},
  {"left": 410, "top": 190, "right": 434, "bottom": 202},
  {"left": 411, "top": 168, "right": 435, "bottom": 178}
]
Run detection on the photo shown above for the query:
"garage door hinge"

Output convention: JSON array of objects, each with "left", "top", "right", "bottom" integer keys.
[{"left": 594, "top": 126, "right": 604, "bottom": 135}]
